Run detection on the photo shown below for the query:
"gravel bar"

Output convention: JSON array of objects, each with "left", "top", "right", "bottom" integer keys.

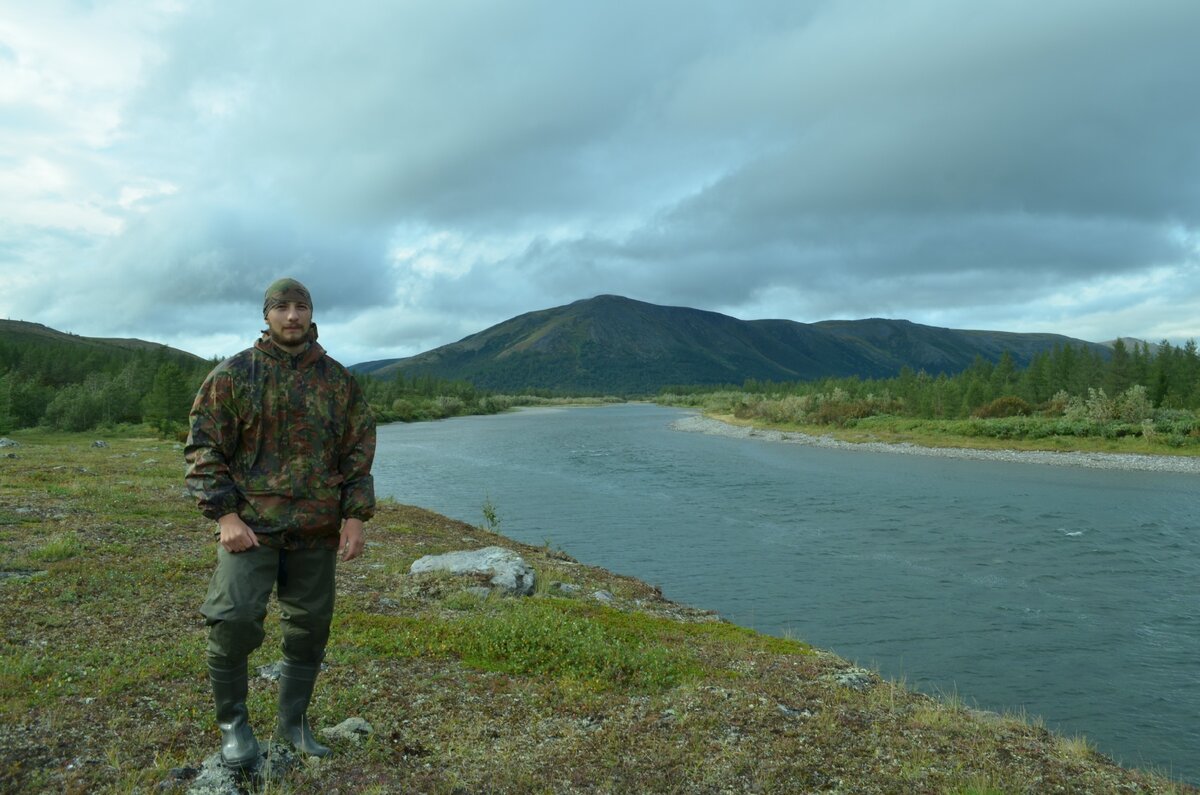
[{"left": 670, "top": 414, "right": 1200, "bottom": 474}]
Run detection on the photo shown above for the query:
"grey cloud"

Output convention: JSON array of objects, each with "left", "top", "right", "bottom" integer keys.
[{"left": 5, "top": 0, "right": 1200, "bottom": 358}]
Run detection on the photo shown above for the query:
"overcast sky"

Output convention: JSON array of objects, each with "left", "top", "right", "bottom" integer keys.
[{"left": 2, "top": 1, "right": 1199, "bottom": 365}]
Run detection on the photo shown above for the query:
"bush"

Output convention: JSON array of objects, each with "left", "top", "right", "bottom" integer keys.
[
  {"left": 972, "top": 395, "right": 1033, "bottom": 419},
  {"left": 1115, "top": 385, "right": 1153, "bottom": 422}
]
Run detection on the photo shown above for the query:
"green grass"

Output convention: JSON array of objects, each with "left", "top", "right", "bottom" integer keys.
[
  {"left": 27, "top": 533, "right": 83, "bottom": 562},
  {"left": 340, "top": 599, "right": 700, "bottom": 690}
]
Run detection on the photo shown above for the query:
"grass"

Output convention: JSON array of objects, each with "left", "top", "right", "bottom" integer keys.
[{"left": 0, "top": 430, "right": 1196, "bottom": 793}]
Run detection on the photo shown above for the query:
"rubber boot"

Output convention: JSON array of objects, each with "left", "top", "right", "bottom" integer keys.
[
  {"left": 208, "top": 660, "right": 261, "bottom": 770},
  {"left": 275, "top": 660, "right": 331, "bottom": 757}
]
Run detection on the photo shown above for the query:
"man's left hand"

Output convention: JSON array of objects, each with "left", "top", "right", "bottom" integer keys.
[{"left": 339, "top": 518, "right": 365, "bottom": 561}]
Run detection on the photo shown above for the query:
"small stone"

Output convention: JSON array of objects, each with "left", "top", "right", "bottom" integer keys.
[
  {"left": 321, "top": 717, "right": 373, "bottom": 743},
  {"left": 257, "top": 662, "right": 283, "bottom": 681},
  {"left": 165, "top": 765, "right": 198, "bottom": 781},
  {"left": 777, "top": 704, "right": 813, "bottom": 718},
  {"left": 91, "top": 440, "right": 109, "bottom": 448},
  {"left": 828, "top": 668, "right": 875, "bottom": 692},
  {"left": 591, "top": 590, "right": 616, "bottom": 604}
]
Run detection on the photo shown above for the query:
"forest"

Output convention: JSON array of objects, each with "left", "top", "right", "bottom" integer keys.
[
  {"left": 0, "top": 335, "right": 214, "bottom": 435},
  {"left": 0, "top": 336, "right": 594, "bottom": 435},
  {"left": 658, "top": 339, "right": 1200, "bottom": 449}
]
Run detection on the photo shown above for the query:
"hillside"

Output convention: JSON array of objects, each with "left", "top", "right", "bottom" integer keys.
[
  {"left": 0, "top": 320, "right": 211, "bottom": 433},
  {"left": 354, "top": 295, "right": 1109, "bottom": 394},
  {"left": 0, "top": 319, "right": 203, "bottom": 364}
]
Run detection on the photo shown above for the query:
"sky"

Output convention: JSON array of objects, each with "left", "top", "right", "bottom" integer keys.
[{"left": 2, "top": 0, "right": 1199, "bottom": 365}]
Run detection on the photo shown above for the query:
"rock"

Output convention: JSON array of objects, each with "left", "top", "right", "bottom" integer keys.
[
  {"left": 258, "top": 661, "right": 283, "bottom": 681},
  {"left": 0, "top": 438, "right": 18, "bottom": 448},
  {"left": 91, "top": 440, "right": 109, "bottom": 448},
  {"left": 321, "top": 717, "right": 373, "bottom": 743},
  {"left": 550, "top": 581, "right": 582, "bottom": 595},
  {"left": 186, "top": 743, "right": 298, "bottom": 794},
  {"left": 591, "top": 590, "right": 616, "bottom": 604},
  {"left": 777, "top": 704, "right": 813, "bottom": 718},
  {"left": 409, "top": 546, "right": 536, "bottom": 596},
  {"left": 826, "top": 667, "right": 875, "bottom": 692}
]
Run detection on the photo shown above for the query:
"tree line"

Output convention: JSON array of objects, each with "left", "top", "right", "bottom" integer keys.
[
  {"left": 7, "top": 333, "right": 1198, "bottom": 439},
  {"left": 659, "top": 339, "right": 1200, "bottom": 447},
  {"left": 0, "top": 337, "right": 215, "bottom": 435},
  {"left": 356, "top": 370, "right": 618, "bottom": 423},
  {"left": 0, "top": 335, "right": 609, "bottom": 435}
]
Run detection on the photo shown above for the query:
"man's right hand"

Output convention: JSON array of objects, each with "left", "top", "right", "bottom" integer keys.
[{"left": 217, "top": 513, "right": 259, "bottom": 553}]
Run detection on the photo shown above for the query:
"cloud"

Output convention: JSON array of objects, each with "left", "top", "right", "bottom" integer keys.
[{"left": 1, "top": 0, "right": 1199, "bottom": 361}]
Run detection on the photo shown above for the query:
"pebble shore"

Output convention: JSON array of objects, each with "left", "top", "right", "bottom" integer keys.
[{"left": 670, "top": 413, "right": 1200, "bottom": 474}]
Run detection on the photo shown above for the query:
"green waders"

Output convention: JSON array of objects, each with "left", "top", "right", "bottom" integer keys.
[{"left": 200, "top": 545, "right": 337, "bottom": 764}]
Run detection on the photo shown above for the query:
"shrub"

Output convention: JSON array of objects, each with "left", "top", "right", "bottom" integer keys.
[
  {"left": 972, "top": 395, "right": 1033, "bottom": 419},
  {"left": 1115, "top": 384, "right": 1153, "bottom": 422}
]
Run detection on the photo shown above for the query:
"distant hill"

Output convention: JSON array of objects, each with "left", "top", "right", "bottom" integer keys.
[
  {"left": 0, "top": 319, "right": 205, "bottom": 363},
  {"left": 352, "top": 295, "right": 1110, "bottom": 394}
]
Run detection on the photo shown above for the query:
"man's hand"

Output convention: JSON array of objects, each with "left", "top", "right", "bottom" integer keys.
[
  {"left": 339, "top": 518, "right": 365, "bottom": 562},
  {"left": 217, "top": 513, "right": 259, "bottom": 553}
]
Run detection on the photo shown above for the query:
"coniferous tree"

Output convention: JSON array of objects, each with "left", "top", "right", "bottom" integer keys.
[{"left": 1106, "top": 338, "right": 1132, "bottom": 396}]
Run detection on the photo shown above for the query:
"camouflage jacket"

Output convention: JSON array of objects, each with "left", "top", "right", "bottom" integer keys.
[{"left": 184, "top": 337, "right": 376, "bottom": 550}]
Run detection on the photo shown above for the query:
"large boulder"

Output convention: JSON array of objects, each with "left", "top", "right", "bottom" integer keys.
[{"left": 409, "top": 546, "right": 536, "bottom": 596}]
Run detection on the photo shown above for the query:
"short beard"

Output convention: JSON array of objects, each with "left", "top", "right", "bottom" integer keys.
[{"left": 268, "top": 325, "right": 309, "bottom": 351}]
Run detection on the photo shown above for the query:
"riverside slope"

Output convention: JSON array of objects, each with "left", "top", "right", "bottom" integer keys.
[
  {"left": 672, "top": 413, "right": 1200, "bottom": 474},
  {"left": 0, "top": 433, "right": 1193, "bottom": 793}
]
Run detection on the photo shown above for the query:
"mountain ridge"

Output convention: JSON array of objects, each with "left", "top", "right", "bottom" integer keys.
[
  {"left": 0, "top": 319, "right": 204, "bottom": 362},
  {"left": 353, "top": 295, "right": 1111, "bottom": 394}
]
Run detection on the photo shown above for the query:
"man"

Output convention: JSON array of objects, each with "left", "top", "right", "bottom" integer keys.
[{"left": 184, "top": 277, "right": 376, "bottom": 769}]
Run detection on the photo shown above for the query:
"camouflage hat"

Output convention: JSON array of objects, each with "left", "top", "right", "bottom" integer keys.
[{"left": 263, "top": 278, "right": 313, "bottom": 317}]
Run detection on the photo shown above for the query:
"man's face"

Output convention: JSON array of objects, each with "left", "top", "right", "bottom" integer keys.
[{"left": 265, "top": 300, "right": 313, "bottom": 353}]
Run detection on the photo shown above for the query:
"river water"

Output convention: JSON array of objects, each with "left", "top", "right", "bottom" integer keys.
[{"left": 373, "top": 403, "right": 1199, "bottom": 783}]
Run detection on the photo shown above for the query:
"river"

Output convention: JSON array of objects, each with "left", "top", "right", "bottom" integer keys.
[{"left": 372, "top": 403, "right": 1199, "bottom": 783}]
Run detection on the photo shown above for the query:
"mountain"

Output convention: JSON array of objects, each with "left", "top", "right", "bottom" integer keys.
[
  {"left": 352, "top": 295, "right": 1110, "bottom": 395},
  {"left": 0, "top": 319, "right": 205, "bottom": 364}
]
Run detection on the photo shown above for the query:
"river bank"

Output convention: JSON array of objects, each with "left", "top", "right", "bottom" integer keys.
[
  {"left": 672, "top": 412, "right": 1200, "bottom": 474},
  {"left": 1, "top": 432, "right": 1196, "bottom": 792}
]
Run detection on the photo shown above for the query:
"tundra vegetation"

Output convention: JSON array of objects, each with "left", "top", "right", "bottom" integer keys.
[
  {"left": 659, "top": 340, "right": 1200, "bottom": 455},
  {"left": 1, "top": 433, "right": 1195, "bottom": 793}
]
